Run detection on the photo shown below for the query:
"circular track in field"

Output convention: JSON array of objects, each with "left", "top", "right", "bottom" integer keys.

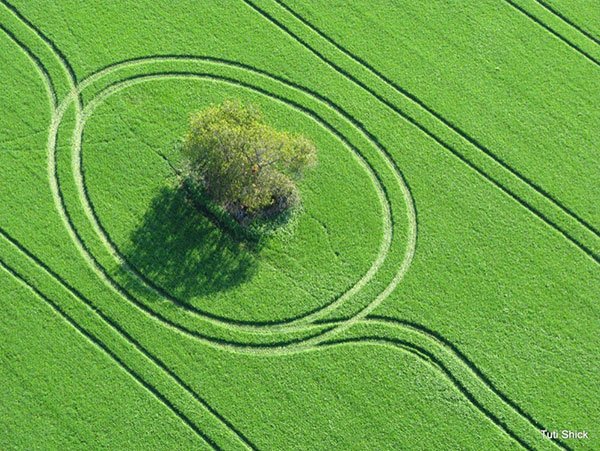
[{"left": 51, "top": 56, "right": 416, "bottom": 347}]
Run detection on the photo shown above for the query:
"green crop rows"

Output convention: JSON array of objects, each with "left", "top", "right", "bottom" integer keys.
[{"left": 1, "top": 0, "right": 598, "bottom": 449}]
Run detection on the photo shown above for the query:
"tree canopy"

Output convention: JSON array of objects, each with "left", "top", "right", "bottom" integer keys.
[{"left": 181, "top": 101, "right": 317, "bottom": 223}]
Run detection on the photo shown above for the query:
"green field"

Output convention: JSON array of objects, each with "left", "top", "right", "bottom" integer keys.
[{"left": 1, "top": 0, "right": 598, "bottom": 449}]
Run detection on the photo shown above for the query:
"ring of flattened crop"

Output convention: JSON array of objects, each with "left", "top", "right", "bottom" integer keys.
[{"left": 53, "top": 56, "right": 416, "bottom": 347}]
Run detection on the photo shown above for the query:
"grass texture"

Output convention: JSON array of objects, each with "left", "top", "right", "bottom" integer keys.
[{"left": 0, "top": 0, "right": 598, "bottom": 449}]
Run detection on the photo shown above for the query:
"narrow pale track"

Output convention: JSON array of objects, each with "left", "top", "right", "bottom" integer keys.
[
  {"left": 0, "top": 1, "right": 576, "bottom": 449},
  {"left": 247, "top": 0, "right": 600, "bottom": 265},
  {"left": 70, "top": 66, "right": 396, "bottom": 333}
]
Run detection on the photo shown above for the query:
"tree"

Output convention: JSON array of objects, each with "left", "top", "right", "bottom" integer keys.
[{"left": 181, "top": 100, "right": 317, "bottom": 224}]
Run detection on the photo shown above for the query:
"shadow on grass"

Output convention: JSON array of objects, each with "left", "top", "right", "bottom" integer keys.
[{"left": 122, "top": 186, "right": 261, "bottom": 300}]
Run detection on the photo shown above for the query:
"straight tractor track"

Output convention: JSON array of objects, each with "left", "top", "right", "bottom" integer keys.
[
  {"left": 0, "top": 1, "right": 575, "bottom": 449},
  {"left": 0, "top": 227, "right": 258, "bottom": 450},
  {"left": 532, "top": 0, "right": 600, "bottom": 45},
  {"left": 246, "top": 0, "right": 600, "bottom": 264},
  {"left": 70, "top": 68, "right": 396, "bottom": 333},
  {"left": 0, "top": 257, "right": 219, "bottom": 450},
  {"left": 503, "top": 0, "right": 600, "bottom": 66},
  {"left": 0, "top": 222, "right": 557, "bottom": 451},
  {"left": 0, "top": 13, "right": 257, "bottom": 450}
]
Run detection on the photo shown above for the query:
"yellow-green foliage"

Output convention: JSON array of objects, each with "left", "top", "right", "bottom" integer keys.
[
  {"left": 182, "top": 100, "right": 317, "bottom": 217},
  {"left": 1, "top": 0, "right": 599, "bottom": 449}
]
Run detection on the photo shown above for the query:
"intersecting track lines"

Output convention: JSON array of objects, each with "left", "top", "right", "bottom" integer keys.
[
  {"left": 239, "top": 2, "right": 580, "bottom": 448},
  {"left": 348, "top": 316, "right": 571, "bottom": 450},
  {"left": 244, "top": 0, "right": 600, "bottom": 264},
  {"left": 0, "top": 228, "right": 258, "bottom": 450},
  {"left": 318, "top": 337, "right": 531, "bottom": 449},
  {"left": 0, "top": 9, "right": 256, "bottom": 450},
  {"left": 49, "top": 56, "right": 416, "bottom": 350},
  {"left": 66, "top": 64, "right": 399, "bottom": 335},
  {"left": 0, "top": 3, "right": 407, "bottom": 447},
  {"left": 0, "top": 1, "right": 571, "bottom": 450}
]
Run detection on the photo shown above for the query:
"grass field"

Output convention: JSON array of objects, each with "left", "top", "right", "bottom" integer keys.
[{"left": 1, "top": 0, "right": 598, "bottom": 449}]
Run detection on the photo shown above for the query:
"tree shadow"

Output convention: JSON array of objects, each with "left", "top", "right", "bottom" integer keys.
[{"left": 122, "top": 186, "right": 260, "bottom": 301}]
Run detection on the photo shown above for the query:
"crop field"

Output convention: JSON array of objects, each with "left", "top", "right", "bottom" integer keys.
[{"left": 0, "top": 0, "right": 598, "bottom": 449}]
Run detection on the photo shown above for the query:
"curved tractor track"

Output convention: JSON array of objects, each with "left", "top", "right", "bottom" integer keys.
[
  {"left": 0, "top": 1, "right": 573, "bottom": 450},
  {"left": 65, "top": 60, "right": 401, "bottom": 336},
  {"left": 246, "top": 0, "right": 600, "bottom": 264}
]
